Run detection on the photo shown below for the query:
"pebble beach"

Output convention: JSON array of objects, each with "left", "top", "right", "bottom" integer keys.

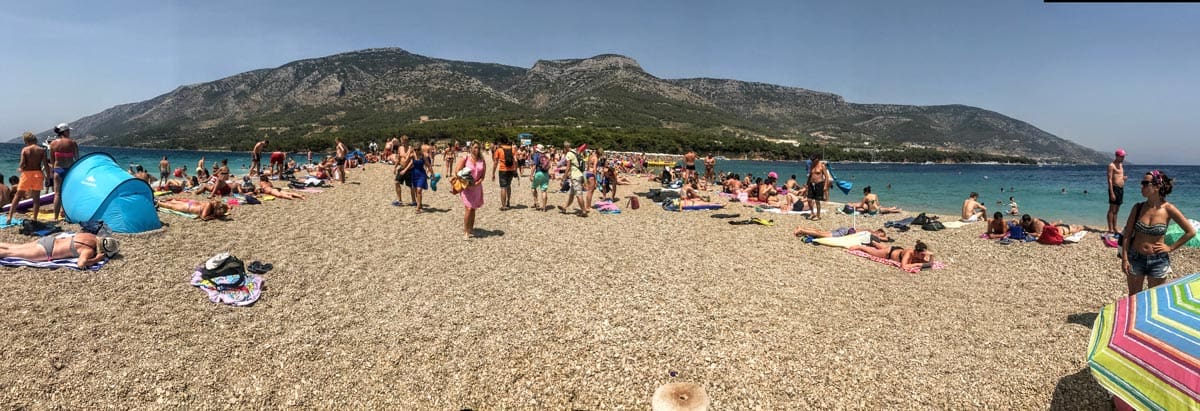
[{"left": 2, "top": 159, "right": 1197, "bottom": 409}]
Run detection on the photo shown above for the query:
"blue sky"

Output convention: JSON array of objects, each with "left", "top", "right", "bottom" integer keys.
[{"left": 2, "top": 0, "right": 1198, "bottom": 163}]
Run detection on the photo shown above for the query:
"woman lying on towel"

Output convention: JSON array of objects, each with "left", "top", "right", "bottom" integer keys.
[
  {"left": 157, "top": 198, "right": 228, "bottom": 221},
  {"left": 849, "top": 240, "right": 932, "bottom": 272},
  {"left": 257, "top": 175, "right": 305, "bottom": 200},
  {"left": 0, "top": 232, "right": 118, "bottom": 268}
]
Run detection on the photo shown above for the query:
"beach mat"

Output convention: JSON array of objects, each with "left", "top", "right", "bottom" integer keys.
[
  {"left": 190, "top": 268, "right": 264, "bottom": 307},
  {"left": 0, "top": 218, "right": 24, "bottom": 229},
  {"left": 0, "top": 256, "right": 108, "bottom": 271},
  {"left": 846, "top": 249, "right": 946, "bottom": 274},
  {"left": 814, "top": 232, "right": 871, "bottom": 248},
  {"left": 763, "top": 208, "right": 812, "bottom": 215},
  {"left": 1063, "top": 231, "right": 1088, "bottom": 243},
  {"left": 159, "top": 209, "right": 198, "bottom": 219}
]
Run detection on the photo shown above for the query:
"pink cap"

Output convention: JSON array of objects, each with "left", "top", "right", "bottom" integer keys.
[
  {"left": 1115, "top": 149, "right": 1126, "bottom": 157},
  {"left": 768, "top": 171, "right": 778, "bottom": 179}
]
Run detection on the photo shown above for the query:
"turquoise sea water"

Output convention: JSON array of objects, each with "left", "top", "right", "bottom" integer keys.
[
  {"left": 715, "top": 160, "right": 1199, "bottom": 227},
  {"left": 1, "top": 143, "right": 1194, "bottom": 227}
]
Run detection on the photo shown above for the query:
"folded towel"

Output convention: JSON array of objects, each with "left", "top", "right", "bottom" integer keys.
[
  {"left": 846, "top": 249, "right": 946, "bottom": 274},
  {"left": 0, "top": 256, "right": 108, "bottom": 271}
]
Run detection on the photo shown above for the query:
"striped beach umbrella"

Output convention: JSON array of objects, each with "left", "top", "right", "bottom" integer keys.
[{"left": 1088, "top": 272, "right": 1200, "bottom": 410}]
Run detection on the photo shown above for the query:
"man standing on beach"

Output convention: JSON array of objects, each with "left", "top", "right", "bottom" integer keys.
[
  {"left": 335, "top": 137, "right": 348, "bottom": 184},
  {"left": 683, "top": 150, "right": 697, "bottom": 182},
  {"left": 252, "top": 138, "right": 268, "bottom": 175},
  {"left": 492, "top": 137, "right": 517, "bottom": 210},
  {"left": 1107, "top": 149, "right": 1126, "bottom": 233},
  {"left": 704, "top": 153, "right": 715, "bottom": 186},
  {"left": 807, "top": 154, "right": 827, "bottom": 221},
  {"left": 158, "top": 156, "right": 170, "bottom": 190}
]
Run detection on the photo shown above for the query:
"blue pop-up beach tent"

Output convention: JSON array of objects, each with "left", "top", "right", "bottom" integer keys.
[{"left": 61, "top": 153, "right": 161, "bottom": 233}]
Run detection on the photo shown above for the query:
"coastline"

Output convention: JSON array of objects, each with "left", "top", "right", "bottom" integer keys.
[{"left": 2, "top": 159, "right": 1196, "bottom": 408}]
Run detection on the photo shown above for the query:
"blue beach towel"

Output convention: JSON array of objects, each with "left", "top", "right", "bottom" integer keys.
[{"left": 0, "top": 256, "right": 109, "bottom": 271}]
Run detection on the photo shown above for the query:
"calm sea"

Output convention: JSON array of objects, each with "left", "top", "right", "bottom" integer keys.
[
  {"left": 717, "top": 160, "right": 1199, "bottom": 227},
  {"left": 1, "top": 143, "right": 1193, "bottom": 227}
]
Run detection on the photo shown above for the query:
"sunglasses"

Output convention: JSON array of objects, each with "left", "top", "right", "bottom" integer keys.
[{"left": 1141, "top": 180, "right": 1154, "bottom": 187}]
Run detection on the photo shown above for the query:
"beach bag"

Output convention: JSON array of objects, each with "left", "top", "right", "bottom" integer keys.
[
  {"left": 911, "top": 213, "right": 931, "bottom": 226},
  {"left": 922, "top": 221, "right": 945, "bottom": 231},
  {"left": 449, "top": 176, "right": 468, "bottom": 195},
  {"left": 199, "top": 254, "right": 246, "bottom": 290},
  {"left": 842, "top": 204, "right": 855, "bottom": 214},
  {"left": 1007, "top": 223, "right": 1026, "bottom": 240},
  {"left": 627, "top": 196, "right": 640, "bottom": 210},
  {"left": 1038, "top": 225, "right": 1063, "bottom": 245}
]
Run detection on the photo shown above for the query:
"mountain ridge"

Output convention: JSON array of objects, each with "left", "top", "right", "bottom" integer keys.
[{"left": 32, "top": 48, "right": 1108, "bottom": 164}]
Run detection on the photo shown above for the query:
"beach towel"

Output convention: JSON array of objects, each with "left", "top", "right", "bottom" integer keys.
[
  {"left": 0, "top": 256, "right": 108, "bottom": 271},
  {"left": 592, "top": 201, "right": 621, "bottom": 214},
  {"left": 0, "top": 218, "right": 24, "bottom": 229},
  {"left": 885, "top": 217, "right": 916, "bottom": 229},
  {"left": 159, "top": 209, "right": 198, "bottom": 219},
  {"left": 296, "top": 188, "right": 324, "bottom": 194},
  {"left": 190, "top": 268, "right": 264, "bottom": 307},
  {"left": 814, "top": 232, "right": 871, "bottom": 248},
  {"left": 762, "top": 208, "right": 812, "bottom": 215},
  {"left": 940, "top": 221, "right": 968, "bottom": 229},
  {"left": 1102, "top": 234, "right": 1120, "bottom": 248},
  {"left": 1063, "top": 231, "right": 1088, "bottom": 243},
  {"left": 845, "top": 249, "right": 946, "bottom": 274}
]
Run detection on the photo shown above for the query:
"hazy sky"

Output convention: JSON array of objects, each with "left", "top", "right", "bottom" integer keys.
[{"left": 2, "top": 0, "right": 1198, "bottom": 163}]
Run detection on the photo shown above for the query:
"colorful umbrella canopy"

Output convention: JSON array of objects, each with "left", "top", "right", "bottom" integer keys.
[{"left": 1088, "top": 272, "right": 1200, "bottom": 411}]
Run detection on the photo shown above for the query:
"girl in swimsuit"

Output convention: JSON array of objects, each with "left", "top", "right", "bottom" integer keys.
[
  {"left": 1120, "top": 170, "right": 1195, "bottom": 295},
  {"left": 850, "top": 240, "right": 933, "bottom": 271},
  {"left": 158, "top": 198, "right": 228, "bottom": 220},
  {"left": 257, "top": 176, "right": 305, "bottom": 200},
  {"left": 0, "top": 232, "right": 115, "bottom": 269}
]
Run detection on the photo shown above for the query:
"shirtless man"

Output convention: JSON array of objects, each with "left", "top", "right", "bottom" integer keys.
[
  {"left": 806, "top": 154, "right": 828, "bottom": 220},
  {"left": 1107, "top": 149, "right": 1127, "bottom": 233},
  {"left": 962, "top": 192, "right": 986, "bottom": 222},
  {"left": 335, "top": 137, "right": 348, "bottom": 184},
  {"left": 251, "top": 138, "right": 268, "bottom": 175},
  {"left": 683, "top": 150, "right": 697, "bottom": 182},
  {"left": 49, "top": 124, "right": 78, "bottom": 221},
  {"left": 703, "top": 153, "right": 716, "bottom": 185},
  {"left": 7, "top": 132, "right": 48, "bottom": 224},
  {"left": 158, "top": 156, "right": 170, "bottom": 190}
]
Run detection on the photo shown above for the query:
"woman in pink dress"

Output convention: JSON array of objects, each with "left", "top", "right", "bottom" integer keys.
[{"left": 456, "top": 141, "right": 487, "bottom": 238}]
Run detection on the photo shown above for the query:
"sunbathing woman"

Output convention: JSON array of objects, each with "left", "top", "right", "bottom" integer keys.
[
  {"left": 257, "top": 175, "right": 306, "bottom": 200},
  {"left": 793, "top": 225, "right": 891, "bottom": 242},
  {"left": 849, "top": 240, "right": 933, "bottom": 272},
  {"left": 852, "top": 186, "right": 902, "bottom": 215},
  {"left": 0, "top": 232, "right": 118, "bottom": 269},
  {"left": 680, "top": 180, "right": 720, "bottom": 207},
  {"left": 158, "top": 198, "right": 228, "bottom": 220}
]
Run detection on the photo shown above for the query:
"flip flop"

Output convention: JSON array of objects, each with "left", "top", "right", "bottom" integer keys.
[
  {"left": 247, "top": 261, "right": 273, "bottom": 274},
  {"left": 728, "top": 219, "right": 755, "bottom": 225},
  {"left": 751, "top": 217, "right": 775, "bottom": 226},
  {"left": 710, "top": 213, "right": 741, "bottom": 219}
]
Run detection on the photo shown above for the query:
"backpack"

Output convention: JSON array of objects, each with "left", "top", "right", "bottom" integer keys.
[
  {"left": 199, "top": 255, "right": 246, "bottom": 290},
  {"left": 502, "top": 147, "right": 515, "bottom": 168},
  {"left": 1007, "top": 222, "right": 1026, "bottom": 240},
  {"left": 911, "top": 213, "right": 930, "bottom": 226},
  {"left": 921, "top": 221, "right": 945, "bottom": 231},
  {"left": 534, "top": 152, "right": 550, "bottom": 173},
  {"left": 1038, "top": 224, "right": 1064, "bottom": 245}
]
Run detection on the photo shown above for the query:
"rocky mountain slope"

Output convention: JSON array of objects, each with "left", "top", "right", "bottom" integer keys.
[{"left": 39, "top": 48, "right": 1107, "bottom": 163}]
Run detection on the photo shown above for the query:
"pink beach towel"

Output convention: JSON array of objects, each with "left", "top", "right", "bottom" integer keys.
[{"left": 845, "top": 249, "right": 947, "bottom": 274}]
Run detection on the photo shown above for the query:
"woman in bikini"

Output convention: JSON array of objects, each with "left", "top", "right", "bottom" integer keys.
[
  {"left": 49, "top": 124, "right": 78, "bottom": 221},
  {"left": 257, "top": 175, "right": 305, "bottom": 200},
  {"left": 850, "top": 240, "right": 933, "bottom": 272},
  {"left": 0, "top": 232, "right": 118, "bottom": 269},
  {"left": 1120, "top": 170, "right": 1195, "bottom": 295},
  {"left": 852, "top": 186, "right": 902, "bottom": 215},
  {"left": 157, "top": 198, "right": 229, "bottom": 220}
]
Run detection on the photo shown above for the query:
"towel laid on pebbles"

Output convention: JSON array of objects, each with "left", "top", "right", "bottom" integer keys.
[
  {"left": 593, "top": 201, "right": 621, "bottom": 214},
  {"left": 0, "top": 256, "right": 108, "bottom": 271},
  {"left": 189, "top": 268, "right": 264, "bottom": 307},
  {"left": 845, "top": 249, "right": 946, "bottom": 274}
]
